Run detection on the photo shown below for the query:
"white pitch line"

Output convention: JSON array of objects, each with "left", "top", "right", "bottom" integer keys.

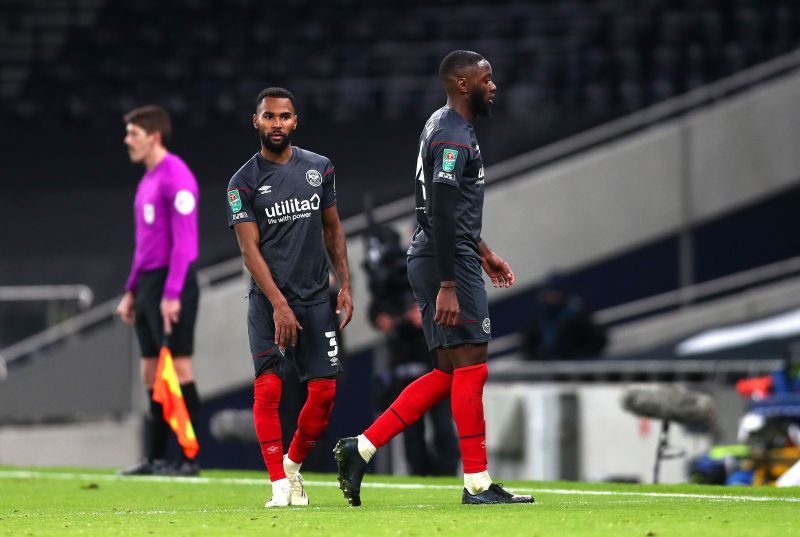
[
  {"left": 1, "top": 470, "right": 799, "bottom": 503},
  {"left": 533, "top": 488, "right": 800, "bottom": 503},
  {"left": 3, "top": 507, "right": 257, "bottom": 519},
  {"left": 4, "top": 505, "right": 440, "bottom": 519}
]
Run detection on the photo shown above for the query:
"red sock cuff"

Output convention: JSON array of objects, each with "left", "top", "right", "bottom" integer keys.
[
  {"left": 430, "top": 367, "right": 454, "bottom": 380},
  {"left": 307, "top": 378, "right": 336, "bottom": 392},
  {"left": 453, "top": 363, "right": 488, "bottom": 376},
  {"left": 255, "top": 373, "right": 283, "bottom": 390}
]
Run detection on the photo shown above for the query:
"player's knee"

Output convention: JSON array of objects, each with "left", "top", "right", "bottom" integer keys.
[
  {"left": 172, "top": 356, "right": 194, "bottom": 383},
  {"left": 141, "top": 357, "right": 158, "bottom": 387},
  {"left": 254, "top": 373, "right": 282, "bottom": 409},
  {"left": 307, "top": 378, "right": 336, "bottom": 411},
  {"left": 308, "top": 378, "right": 336, "bottom": 399},
  {"left": 435, "top": 348, "right": 454, "bottom": 373},
  {"left": 435, "top": 358, "right": 454, "bottom": 374},
  {"left": 450, "top": 343, "right": 488, "bottom": 369},
  {"left": 453, "top": 362, "right": 488, "bottom": 384},
  {"left": 142, "top": 370, "right": 155, "bottom": 388}
]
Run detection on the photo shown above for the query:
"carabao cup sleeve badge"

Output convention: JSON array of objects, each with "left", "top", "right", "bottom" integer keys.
[
  {"left": 228, "top": 189, "right": 242, "bottom": 213},
  {"left": 442, "top": 149, "right": 458, "bottom": 172}
]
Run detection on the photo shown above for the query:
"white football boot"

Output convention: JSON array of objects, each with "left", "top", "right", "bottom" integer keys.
[
  {"left": 284, "top": 455, "right": 309, "bottom": 505},
  {"left": 264, "top": 478, "right": 291, "bottom": 508}
]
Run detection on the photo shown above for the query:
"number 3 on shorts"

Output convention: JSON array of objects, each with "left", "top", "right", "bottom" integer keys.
[{"left": 325, "top": 331, "right": 339, "bottom": 366}]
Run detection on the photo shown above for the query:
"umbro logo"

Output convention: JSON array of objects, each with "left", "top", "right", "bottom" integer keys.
[{"left": 258, "top": 185, "right": 272, "bottom": 195}]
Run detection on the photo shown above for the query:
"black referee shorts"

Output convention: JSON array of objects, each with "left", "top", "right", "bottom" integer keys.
[
  {"left": 407, "top": 254, "right": 491, "bottom": 352},
  {"left": 133, "top": 267, "right": 199, "bottom": 358},
  {"left": 247, "top": 291, "right": 344, "bottom": 382}
]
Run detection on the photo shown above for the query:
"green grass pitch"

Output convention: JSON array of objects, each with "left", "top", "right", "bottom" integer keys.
[{"left": 2, "top": 466, "right": 799, "bottom": 536}]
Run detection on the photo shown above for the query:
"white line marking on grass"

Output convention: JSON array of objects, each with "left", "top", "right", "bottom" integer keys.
[
  {"left": 2, "top": 507, "right": 256, "bottom": 519},
  {"left": 524, "top": 488, "right": 800, "bottom": 503},
  {"left": 2, "top": 470, "right": 799, "bottom": 504}
]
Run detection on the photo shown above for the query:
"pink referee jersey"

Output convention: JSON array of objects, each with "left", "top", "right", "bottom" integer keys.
[{"left": 124, "top": 152, "right": 199, "bottom": 299}]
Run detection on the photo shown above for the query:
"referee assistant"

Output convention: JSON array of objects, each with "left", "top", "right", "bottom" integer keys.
[{"left": 116, "top": 105, "right": 201, "bottom": 477}]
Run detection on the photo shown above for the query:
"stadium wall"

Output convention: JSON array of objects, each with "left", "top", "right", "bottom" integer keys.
[
  {"left": 481, "top": 68, "right": 800, "bottom": 295},
  {"left": 7, "top": 65, "right": 800, "bottom": 404}
]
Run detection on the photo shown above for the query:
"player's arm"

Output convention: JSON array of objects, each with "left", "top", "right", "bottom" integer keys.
[
  {"left": 321, "top": 205, "right": 353, "bottom": 330},
  {"left": 430, "top": 138, "right": 470, "bottom": 327},
  {"left": 233, "top": 222, "right": 302, "bottom": 348},
  {"left": 431, "top": 181, "right": 460, "bottom": 326},
  {"left": 116, "top": 289, "right": 136, "bottom": 325},
  {"left": 478, "top": 240, "right": 514, "bottom": 288},
  {"left": 118, "top": 257, "right": 139, "bottom": 325},
  {"left": 162, "top": 175, "right": 199, "bottom": 335}
]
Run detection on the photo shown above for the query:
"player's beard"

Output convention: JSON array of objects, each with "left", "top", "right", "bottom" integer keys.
[
  {"left": 470, "top": 89, "right": 492, "bottom": 118},
  {"left": 260, "top": 130, "right": 292, "bottom": 154}
]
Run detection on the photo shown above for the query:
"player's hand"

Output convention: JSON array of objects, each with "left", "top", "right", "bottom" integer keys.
[
  {"left": 116, "top": 291, "right": 136, "bottom": 325},
  {"left": 336, "top": 286, "right": 353, "bottom": 330},
  {"left": 481, "top": 252, "right": 515, "bottom": 288},
  {"left": 435, "top": 285, "right": 460, "bottom": 327},
  {"left": 160, "top": 298, "right": 181, "bottom": 335},
  {"left": 274, "top": 302, "right": 302, "bottom": 349}
]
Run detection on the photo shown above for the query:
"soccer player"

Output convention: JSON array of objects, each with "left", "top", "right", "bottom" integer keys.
[
  {"left": 226, "top": 87, "right": 353, "bottom": 507},
  {"left": 334, "top": 51, "right": 534, "bottom": 505},
  {"left": 116, "top": 105, "right": 201, "bottom": 476}
]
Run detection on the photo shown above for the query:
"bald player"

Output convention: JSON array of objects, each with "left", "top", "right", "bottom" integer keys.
[{"left": 334, "top": 51, "right": 534, "bottom": 505}]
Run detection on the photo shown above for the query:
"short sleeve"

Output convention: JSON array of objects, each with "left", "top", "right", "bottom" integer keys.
[
  {"left": 226, "top": 176, "right": 256, "bottom": 228},
  {"left": 321, "top": 161, "right": 336, "bottom": 209},
  {"left": 429, "top": 129, "right": 473, "bottom": 187}
]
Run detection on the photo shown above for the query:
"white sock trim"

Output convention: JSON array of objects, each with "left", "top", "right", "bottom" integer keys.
[
  {"left": 357, "top": 434, "right": 376, "bottom": 462},
  {"left": 464, "top": 470, "right": 492, "bottom": 495},
  {"left": 271, "top": 477, "right": 289, "bottom": 489},
  {"left": 266, "top": 478, "right": 290, "bottom": 507},
  {"left": 283, "top": 454, "right": 302, "bottom": 476}
]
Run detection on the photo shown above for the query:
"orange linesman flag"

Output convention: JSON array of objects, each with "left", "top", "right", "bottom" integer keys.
[{"left": 152, "top": 345, "right": 199, "bottom": 459}]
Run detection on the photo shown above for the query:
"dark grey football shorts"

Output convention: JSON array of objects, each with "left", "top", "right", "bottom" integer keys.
[
  {"left": 134, "top": 267, "right": 199, "bottom": 357},
  {"left": 247, "top": 291, "right": 343, "bottom": 382},
  {"left": 407, "top": 255, "right": 491, "bottom": 352}
]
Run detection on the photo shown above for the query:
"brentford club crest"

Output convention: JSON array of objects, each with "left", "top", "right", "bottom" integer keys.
[{"left": 306, "top": 169, "right": 323, "bottom": 187}]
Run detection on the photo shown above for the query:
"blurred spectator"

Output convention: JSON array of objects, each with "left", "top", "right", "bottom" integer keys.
[
  {"left": 524, "top": 274, "right": 607, "bottom": 360},
  {"left": 364, "top": 224, "right": 459, "bottom": 476},
  {"left": 369, "top": 300, "right": 460, "bottom": 476}
]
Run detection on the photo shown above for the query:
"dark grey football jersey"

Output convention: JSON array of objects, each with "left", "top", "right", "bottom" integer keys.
[
  {"left": 408, "top": 106, "right": 485, "bottom": 259},
  {"left": 226, "top": 147, "right": 336, "bottom": 305}
]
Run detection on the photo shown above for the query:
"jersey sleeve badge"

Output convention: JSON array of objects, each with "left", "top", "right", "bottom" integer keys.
[
  {"left": 175, "top": 189, "right": 196, "bottom": 215},
  {"left": 228, "top": 189, "right": 242, "bottom": 213},
  {"left": 306, "top": 169, "right": 323, "bottom": 187},
  {"left": 442, "top": 148, "right": 458, "bottom": 172}
]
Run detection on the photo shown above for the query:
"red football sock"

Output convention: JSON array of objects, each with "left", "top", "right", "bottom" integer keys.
[
  {"left": 451, "top": 363, "right": 488, "bottom": 474},
  {"left": 287, "top": 378, "right": 336, "bottom": 463},
  {"left": 364, "top": 368, "right": 452, "bottom": 448},
  {"left": 253, "top": 373, "right": 285, "bottom": 481}
]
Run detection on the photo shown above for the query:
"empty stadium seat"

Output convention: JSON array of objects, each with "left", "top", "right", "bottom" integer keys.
[{"left": 2, "top": 0, "right": 800, "bottom": 131}]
